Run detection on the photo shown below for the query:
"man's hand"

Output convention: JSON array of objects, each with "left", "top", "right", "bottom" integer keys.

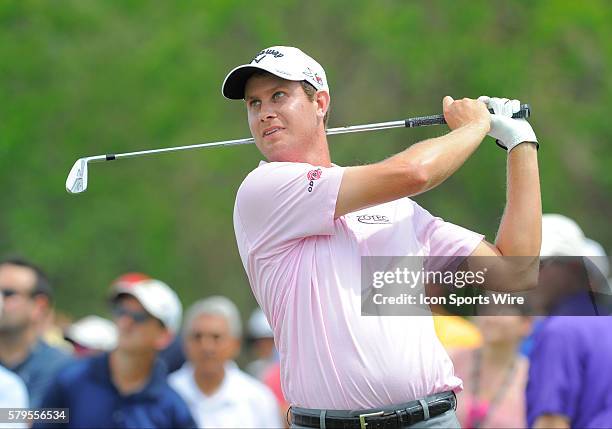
[
  {"left": 443, "top": 96, "right": 491, "bottom": 133},
  {"left": 478, "top": 96, "right": 538, "bottom": 152}
]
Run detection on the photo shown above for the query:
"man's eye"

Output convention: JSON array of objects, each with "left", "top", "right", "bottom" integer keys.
[
  {"left": 273, "top": 91, "right": 285, "bottom": 100},
  {"left": 249, "top": 100, "right": 261, "bottom": 108}
]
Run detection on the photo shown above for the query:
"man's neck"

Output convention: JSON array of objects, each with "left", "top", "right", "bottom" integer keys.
[
  {"left": 273, "top": 129, "right": 332, "bottom": 167},
  {"left": 303, "top": 131, "right": 332, "bottom": 167},
  {"left": 0, "top": 327, "right": 37, "bottom": 368},
  {"left": 109, "top": 349, "right": 156, "bottom": 395},
  {"left": 194, "top": 365, "right": 226, "bottom": 396}
]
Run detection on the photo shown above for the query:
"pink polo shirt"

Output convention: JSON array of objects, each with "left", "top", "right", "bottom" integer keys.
[{"left": 233, "top": 161, "right": 484, "bottom": 409}]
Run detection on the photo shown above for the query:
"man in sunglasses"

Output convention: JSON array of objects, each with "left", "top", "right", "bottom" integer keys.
[
  {"left": 36, "top": 275, "right": 196, "bottom": 428},
  {"left": 0, "top": 257, "right": 72, "bottom": 408}
]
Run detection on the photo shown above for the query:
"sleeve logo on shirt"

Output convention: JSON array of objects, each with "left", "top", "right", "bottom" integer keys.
[{"left": 306, "top": 168, "right": 322, "bottom": 193}]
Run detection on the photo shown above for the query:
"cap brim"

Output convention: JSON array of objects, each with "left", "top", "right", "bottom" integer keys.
[
  {"left": 222, "top": 64, "right": 306, "bottom": 100},
  {"left": 222, "top": 65, "right": 267, "bottom": 100},
  {"left": 111, "top": 288, "right": 160, "bottom": 323}
]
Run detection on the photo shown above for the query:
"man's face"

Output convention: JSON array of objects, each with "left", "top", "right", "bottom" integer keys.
[
  {"left": 534, "top": 259, "right": 588, "bottom": 313},
  {"left": 112, "top": 295, "right": 170, "bottom": 353},
  {"left": 0, "top": 264, "right": 43, "bottom": 334},
  {"left": 184, "top": 313, "right": 240, "bottom": 376},
  {"left": 244, "top": 73, "right": 321, "bottom": 162}
]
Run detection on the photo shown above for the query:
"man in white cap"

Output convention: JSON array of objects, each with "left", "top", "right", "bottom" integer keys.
[
  {"left": 223, "top": 46, "right": 541, "bottom": 428},
  {"left": 169, "top": 296, "right": 281, "bottom": 428},
  {"left": 36, "top": 275, "right": 195, "bottom": 428}
]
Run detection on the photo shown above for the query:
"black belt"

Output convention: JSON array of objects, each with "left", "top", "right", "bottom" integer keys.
[{"left": 290, "top": 391, "right": 456, "bottom": 429}]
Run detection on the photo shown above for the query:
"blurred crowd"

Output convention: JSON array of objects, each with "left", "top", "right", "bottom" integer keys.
[{"left": 0, "top": 212, "right": 610, "bottom": 429}]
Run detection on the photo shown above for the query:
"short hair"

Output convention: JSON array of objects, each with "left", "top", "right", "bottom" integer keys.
[
  {"left": 248, "top": 70, "right": 330, "bottom": 127},
  {"left": 183, "top": 296, "right": 242, "bottom": 339},
  {"left": 0, "top": 257, "right": 52, "bottom": 299},
  {"left": 300, "top": 80, "right": 330, "bottom": 128}
]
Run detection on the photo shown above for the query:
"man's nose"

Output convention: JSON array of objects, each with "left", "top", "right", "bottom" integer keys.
[
  {"left": 259, "top": 103, "right": 277, "bottom": 122},
  {"left": 116, "top": 314, "right": 135, "bottom": 329}
]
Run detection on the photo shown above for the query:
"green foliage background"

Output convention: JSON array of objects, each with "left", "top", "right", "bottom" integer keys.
[{"left": 1, "top": 0, "right": 610, "bottom": 319}]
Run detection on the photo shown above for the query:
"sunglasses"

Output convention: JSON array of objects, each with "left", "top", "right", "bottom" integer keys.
[{"left": 111, "top": 306, "right": 152, "bottom": 324}]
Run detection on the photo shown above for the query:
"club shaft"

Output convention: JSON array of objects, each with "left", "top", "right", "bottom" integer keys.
[{"left": 86, "top": 104, "right": 530, "bottom": 163}]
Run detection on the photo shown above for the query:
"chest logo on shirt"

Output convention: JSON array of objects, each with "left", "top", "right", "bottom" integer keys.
[
  {"left": 306, "top": 168, "right": 322, "bottom": 193},
  {"left": 357, "top": 214, "right": 391, "bottom": 224}
]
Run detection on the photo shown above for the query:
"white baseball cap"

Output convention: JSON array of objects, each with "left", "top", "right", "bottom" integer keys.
[
  {"left": 541, "top": 213, "right": 610, "bottom": 278},
  {"left": 247, "top": 308, "right": 273, "bottom": 339},
  {"left": 65, "top": 315, "right": 118, "bottom": 351},
  {"left": 111, "top": 278, "right": 182, "bottom": 335},
  {"left": 541, "top": 214, "right": 586, "bottom": 258},
  {"left": 222, "top": 46, "right": 329, "bottom": 100}
]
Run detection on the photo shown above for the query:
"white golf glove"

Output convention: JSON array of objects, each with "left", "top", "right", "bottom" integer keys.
[{"left": 478, "top": 96, "right": 538, "bottom": 152}]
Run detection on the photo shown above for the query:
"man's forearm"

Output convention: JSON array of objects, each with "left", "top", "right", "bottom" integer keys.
[
  {"left": 388, "top": 122, "right": 488, "bottom": 195},
  {"left": 495, "top": 143, "right": 541, "bottom": 257}
]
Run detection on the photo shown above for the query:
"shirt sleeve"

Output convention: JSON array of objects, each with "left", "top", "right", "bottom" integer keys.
[
  {"left": 410, "top": 202, "right": 484, "bottom": 271},
  {"left": 235, "top": 162, "right": 344, "bottom": 252},
  {"left": 526, "top": 318, "right": 582, "bottom": 427}
]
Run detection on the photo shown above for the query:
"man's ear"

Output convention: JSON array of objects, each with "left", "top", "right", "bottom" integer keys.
[
  {"left": 315, "top": 91, "right": 330, "bottom": 121},
  {"left": 32, "top": 294, "right": 50, "bottom": 322}
]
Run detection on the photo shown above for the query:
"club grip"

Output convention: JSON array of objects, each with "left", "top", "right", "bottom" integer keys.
[{"left": 405, "top": 104, "right": 531, "bottom": 128}]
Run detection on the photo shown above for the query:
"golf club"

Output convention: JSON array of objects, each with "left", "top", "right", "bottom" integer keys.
[{"left": 66, "top": 104, "right": 531, "bottom": 194}]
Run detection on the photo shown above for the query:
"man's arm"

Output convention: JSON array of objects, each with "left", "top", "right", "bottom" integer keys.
[
  {"left": 533, "top": 414, "right": 570, "bottom": 429},
  {"left": 334, "top": 96, "right": 490, "bottom": 218},
  {"left": 465, "top": 99, "right": 541, "bottom": 292}
]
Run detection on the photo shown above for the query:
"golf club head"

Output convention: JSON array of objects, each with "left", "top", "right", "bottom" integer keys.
[{"left": 66, "top": 158, "right": 89, "bottom": 194}]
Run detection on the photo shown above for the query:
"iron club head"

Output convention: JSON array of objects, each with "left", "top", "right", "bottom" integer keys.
[{"left": 66, "top": 158, "right": 89, "bottom": 194}]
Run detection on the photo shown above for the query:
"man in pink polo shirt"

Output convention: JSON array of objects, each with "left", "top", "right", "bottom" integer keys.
[{"left": 223, "top": 46, "right": 541, "bottom": 428}]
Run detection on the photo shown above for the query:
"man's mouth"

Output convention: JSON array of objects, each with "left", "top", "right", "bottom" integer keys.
[{"left": 263, "top": 127, "right": 283, "bottom": 137}]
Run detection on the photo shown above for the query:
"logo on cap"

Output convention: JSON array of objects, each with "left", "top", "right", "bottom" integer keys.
[
  {"left": 303, "top": 67, "right": 324, "bottom": 87},
  {"left": 251, "top": 48, "right": 284, "bottom": 64}
]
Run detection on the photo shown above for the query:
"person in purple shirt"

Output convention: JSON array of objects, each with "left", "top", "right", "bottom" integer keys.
[
  {"left": 527, "top": 214, "right": 612, "bottom": 428},
  {"left": 527, "top": 316, "right": 612, "bottom": 429}
]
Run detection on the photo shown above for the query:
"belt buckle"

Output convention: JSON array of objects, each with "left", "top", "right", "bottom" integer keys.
[{"left": 358, "top": 411, "right": 384, "bottom": 429}]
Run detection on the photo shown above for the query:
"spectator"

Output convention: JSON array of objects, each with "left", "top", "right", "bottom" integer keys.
[
  {"left": 0, "top": 293, "right": 29, "bottom": 429},
  {"left": 36, "top": 276, "right": 195, "bottom": 428},
  {"left": 0, "top": 257, "right": 72, "bottom": 407},
  {"left": 169, "top": 296, "right": 282, "bottom": 428},
  {"left": 64, "top": 315, "right": 118, "bottom": 357},
  {"left": 113, "top": 273, "right": 186, "bottom": 372},
  {"left": 527, "top": 214, "right": 612, "bottom": 429},
  {"left": 245, "top": 308, "right": 277, "bottom": 379},
  {"left": 451, "top": 303, "right": 531, "bottom": 428}
]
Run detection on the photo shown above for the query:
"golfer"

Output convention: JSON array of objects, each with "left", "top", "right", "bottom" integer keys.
[{"left": 223, "top": 46, "right": 541, "bottom": 428}]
